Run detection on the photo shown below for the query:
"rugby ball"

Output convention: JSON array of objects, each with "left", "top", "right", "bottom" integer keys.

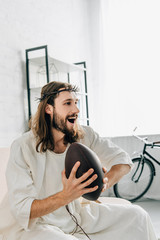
[{"left": 65, "top": 142, "right": 104, "bottom": 200}]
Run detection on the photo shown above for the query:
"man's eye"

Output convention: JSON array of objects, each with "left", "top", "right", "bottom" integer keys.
[{"left": 65, "top": 102, "right": 71, "bottom": 105}]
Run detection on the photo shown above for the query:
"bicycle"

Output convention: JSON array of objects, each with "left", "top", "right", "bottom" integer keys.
[{"left": 113, "top": 134, "right": 160, "bottom": 202}]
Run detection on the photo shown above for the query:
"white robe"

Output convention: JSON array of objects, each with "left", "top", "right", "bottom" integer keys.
[{"left": 0, "top": 126, "right": 157, "bottom": 240}]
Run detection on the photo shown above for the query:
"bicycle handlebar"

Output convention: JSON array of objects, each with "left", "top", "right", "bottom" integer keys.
[
  {"left": 133, "top": 134, "right": 150, "bottom": 144},
  {"left": 133, "top": 134, "right": 160, "bottom": 147},
  {"left": 153, "top": 141, "right": 160, "bottom": 144}
]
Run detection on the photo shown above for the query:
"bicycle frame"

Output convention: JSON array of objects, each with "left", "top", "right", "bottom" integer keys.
[
  {"left": 131, "top": 156, "right": 145, "bottom": 182},
  {"left": 132, "top": 141, "right": 160, "bottom": 182},
  {"left": 142, "top": 143, "right": 160, "bottom": 166},
  {"left": 114, "top": 133, "right": 160, "bottom": 201}
]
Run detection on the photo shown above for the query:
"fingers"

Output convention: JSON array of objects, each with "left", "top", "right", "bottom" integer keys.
[
  {"left": 62, "top": 163, "right": 99, "bottom": 201},
  {"left": 102, "top": 185, "right": 106, "bottom": 192},
  {"left": 102, "top": 177, "right": 109, "bottom": 192},
  {"left": 102, "top": 167, "right": 108, "bottom": 192},
  {"left": 78, "top": 168, "right": 94, "bottom": 183},
  {"left": 69, "top": 161, "right": 80, "bottom": 179},
  {"left": 78, "top": 169, "right": 98, "bottom": 194},
  {"left": 65, "top": 161, "right": 99, "bottom": 196},
  {"left": 82, "top": 185, "right": 98, "bottom": 195},
  {"left": 81, "top": 173, "right": 98, "bottom": 188},
  {"left": 103, "top": 177, "right": 108, "bottom": 184},
  {"left": 102, "top": 166, "right": 107, "bottom": 174},
  {"left": 69, "top": 162, "right": 95, "bottom": 183},
  {"left": 61, "top": 169, "right": 66, "bottom": 180}
]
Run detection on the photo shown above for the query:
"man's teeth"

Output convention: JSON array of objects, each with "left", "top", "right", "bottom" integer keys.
[{"left": 68, "top": 117, "right": 76, "bottom": 123}]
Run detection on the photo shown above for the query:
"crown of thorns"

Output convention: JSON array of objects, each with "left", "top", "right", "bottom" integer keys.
[{"left": 37, "top": 86, "right": 79, "bottom": 102}]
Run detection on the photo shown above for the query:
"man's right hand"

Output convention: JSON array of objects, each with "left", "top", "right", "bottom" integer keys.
[
  {"left": 61, "top": 161, "right": 98, "bottom": 205},
  {"left": 30, "top": 161, "right": 98, "bottom": 219}
]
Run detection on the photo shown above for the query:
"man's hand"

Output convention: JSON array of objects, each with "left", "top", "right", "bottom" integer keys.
[
  {"left": 30, "top": 162, "right": 98, "bottom": 219},
  {"left": 101, "top": 164, "right": 131, "bottom": 193},
  {"left": 102, "top": 167, "right": 109, "bottom": 192},
  {"left": 61, "top": 161, "right": 98, "bottom": 204},
  {"left": 30, "top": 163, "right": 130, "bottom": 219}
]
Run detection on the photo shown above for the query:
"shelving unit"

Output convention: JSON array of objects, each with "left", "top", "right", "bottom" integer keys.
[{"left": 25, "top": 45, "right": 89, "bottom": 126}]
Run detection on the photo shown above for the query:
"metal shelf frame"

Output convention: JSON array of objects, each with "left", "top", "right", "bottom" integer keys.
[
  {"left": 25, "top": 45, "right": 89, "bottom": 125},
  {"left": 26, "top": 45, "right": 49, "bottom": 119}
]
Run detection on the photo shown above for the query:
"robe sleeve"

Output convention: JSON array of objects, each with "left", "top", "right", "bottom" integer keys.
[
  {"left": 82, "top": 126, "right": 133, "bottom": 170},
  {"left": 6, "top": 139, "right": 38, "bottom": 230}
]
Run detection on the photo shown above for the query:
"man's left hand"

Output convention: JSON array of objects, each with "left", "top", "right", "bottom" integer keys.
[
  {"left": 101, "top": 164, "right": 131, "bottom": 193},
  {"left": 102, "top": 167, "right": 109, "bottom": 192}
]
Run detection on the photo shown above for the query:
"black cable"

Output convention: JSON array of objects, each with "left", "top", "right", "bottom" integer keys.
[{"left": 65, "top": 205, "right": 91, "bottom": 240}]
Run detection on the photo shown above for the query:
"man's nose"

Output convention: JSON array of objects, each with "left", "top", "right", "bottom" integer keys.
[{"left": 73, "top": 103, "right": 80, "bottom": 114}]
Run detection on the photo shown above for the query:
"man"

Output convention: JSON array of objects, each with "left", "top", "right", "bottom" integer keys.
[{"left": 0, "top": 81, "right": 157, "bottom": 240}]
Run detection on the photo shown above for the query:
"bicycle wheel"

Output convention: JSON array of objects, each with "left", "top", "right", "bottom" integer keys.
[{"left": 113, "top": 157, "right": 155, "bottom": 202}]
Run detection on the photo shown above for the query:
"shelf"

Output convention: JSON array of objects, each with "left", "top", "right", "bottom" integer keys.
[
  {"left": 29, "top": 87, "right": 87, "bottom": 96},
  {"left": 29, "top": 56, "right": 86, "bottom": 73},
  {"left": 26, "top": 45, "right": 89, "bottom": 125}
]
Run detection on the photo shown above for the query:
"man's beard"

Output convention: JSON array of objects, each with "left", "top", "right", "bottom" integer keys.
[{"left": 52, "top": 110, "right": 79, "bottom": 144}]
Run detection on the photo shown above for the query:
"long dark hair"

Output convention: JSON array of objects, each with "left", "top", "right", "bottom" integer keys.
[{"left": 29, "top": 81, "right": 84, "bottom": 152}]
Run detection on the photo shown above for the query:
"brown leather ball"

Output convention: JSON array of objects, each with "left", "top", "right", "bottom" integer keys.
[{"left": 65, "top": 142, "right": 104, "bottom": 200}]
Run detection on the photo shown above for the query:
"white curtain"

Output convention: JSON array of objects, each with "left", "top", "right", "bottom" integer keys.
[{"left": 95, "top": 0, "right": 160, "bottom": 137}]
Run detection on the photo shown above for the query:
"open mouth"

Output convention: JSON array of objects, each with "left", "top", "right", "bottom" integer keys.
[{"left": 67, "top": 117, "right": 77, "bottom": 124}]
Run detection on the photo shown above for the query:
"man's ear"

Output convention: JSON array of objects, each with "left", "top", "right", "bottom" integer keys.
[{"left": 45, "top": 104, "right": 53, "bottom": 115}]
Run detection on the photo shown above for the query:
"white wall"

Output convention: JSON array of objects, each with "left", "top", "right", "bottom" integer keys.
[
  {"left": 90, "top": 0, "right": 160, "bottom": 138},
  {"left": 0, "top": 0, "right": 94, "bottom": 147}
]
